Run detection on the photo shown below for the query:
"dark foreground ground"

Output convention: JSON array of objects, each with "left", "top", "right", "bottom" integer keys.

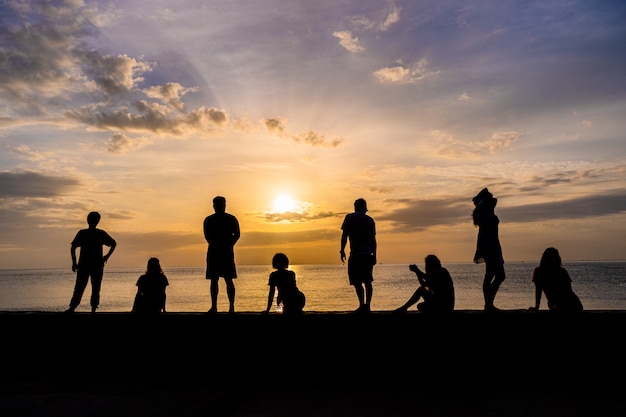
[{"left": 1, "top": 310, "right": 625, "bottom": 416}]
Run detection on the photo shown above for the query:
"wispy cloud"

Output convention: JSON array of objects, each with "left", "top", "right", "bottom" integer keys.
[
  {"left": 432, "top": 130, "right": 521, "bottom": 158},
  {"left": 373, "top": 59, "right": 439, "bottom": 84},
  {"left": 262, "top": 118, "right": 343, "bottom": 148},
  {"left": 333, "top": 30, "right": 365, "bottom": 53}
]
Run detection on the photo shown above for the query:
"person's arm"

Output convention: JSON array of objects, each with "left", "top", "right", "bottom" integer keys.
[
  {"left": 203, "top": 217, "right": 211, "bottom": 243},
  {"left": 531, "top": 285, "right": 542, "bottom": 310},
  {"left": 265, "top": 284, "right": 276, "bottom": 313},
  {"left": 340, "top": 230, "right": 348, "bottom": 263},
  {"left": 103, "top": 240, "right": 116, "bottom": 264},
  {"left": 371, "top": 234, "right": 377, "bottom": 265},
  {"left": 71, "top": 245, "right": 78, "bottom": 272},
  {"left": 409, "top": 264, "right": 427, "bottom": 287},
  {"left": 530, "top": 269, "right": 542, "bottom": 310},
  {"left": 232, "top": 218, "right": 241, "bottom": 246}
]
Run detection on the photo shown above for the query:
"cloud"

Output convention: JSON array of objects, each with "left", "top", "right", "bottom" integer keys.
[
  {"left": 350, "top": 1, "right": 400, "bottom": 32},
  {"left": 0, "top": 2, "right": 97, "bottom": 114},
  {"left": 0, "top": 2, "right": 226, "bottom": 138},
  {"left": 432, "top": 130, "right": 521, "bottom": 158},
  {"left": 105, "top": 133, "right": 153, "bottom": 154},
  {"left": 335, "top": 2, "right": 400, "bottom": 53},
  {"left": 378, "top": 190, "right": 626, "bottom": 232},
  {"left": 0, "top": 170, "right": 80, "bottom": 198},
  {"left": 333, "top": 30, "right": 365, "bottom": 53},
  {"left": 83, "top": 52, "right": 154, "bottom": 96},
  {"left": 373, "top": 59, "right": 439, "bottom": 84},
  {"left": 500, "top": 190, "right": 626, "bottom": 223},
  {"left": 66, "top": 103, "right": 228, "bottom": 136},
  {"left": 6, "top": 145, "right": 50, "bottom": 161},
  {"left": 256, "top": 209, "right": 340, "bottom": 224},
  {"left": 377, "top": 198, "right": 470, "bottom": 231},
  {"left": 262, "top": 118, "right": 343, "bottom": 148},
  {"left": 143, "top": 82, "right": 198, "bottom": 112}
]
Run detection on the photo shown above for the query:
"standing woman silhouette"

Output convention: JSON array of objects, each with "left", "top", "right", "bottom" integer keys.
[{"left": 472, "top": 188, "right": 506, "bottom": 311}]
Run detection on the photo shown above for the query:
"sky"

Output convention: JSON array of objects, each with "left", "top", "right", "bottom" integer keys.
[{"left": 1, "top": 0, "right": 626, "bottom": 269}]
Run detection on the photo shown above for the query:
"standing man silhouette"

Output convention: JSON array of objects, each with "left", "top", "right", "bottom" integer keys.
[
  {"left": 66, "top": 211, "right": 117, "bottom": 314},
  {"left": 340, "top": 198, "right": 377, "bottom": 313},
  {"left": 204, "top": 196, "right": 240, "bottom": 314}
]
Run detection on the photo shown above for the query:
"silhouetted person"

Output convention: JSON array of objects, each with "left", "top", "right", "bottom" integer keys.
[
  {"left": 530, "top": 247, "right": 583, "bottom": 313},
  {"left": 472, "top": 188, "right": 505, "bottom": 311},
  {"left": 132, "top": 257, "right": 169, "bottom": 315},
  {"left": 340, "top": 198, "right": 377, "bottom": 313},
  {"left": 264, "top": 252, "right": 306, "bottom": 315},
  {"left": 66, "top": 211, "right": 116, "bottom": 314},
  {"left": 204, "top": 196, "right": 240, "bottom": 314},
  {"left": 395, "top": 254, "right": 455, "bottom": 314}
]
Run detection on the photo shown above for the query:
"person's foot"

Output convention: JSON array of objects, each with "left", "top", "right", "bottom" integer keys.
[
  {"left": 64, "top": 308, "right": 75, "bottom": 314},
  {"left": 91, "top": 307, "right": 97, "bottom": 314},
  {"left": 352, "top": 305, "right": 370, "bottom": 314},
  {"left": 484, "top": 305, "right": 501, "bottom": 312},
  {"left": 207, "top": 307, "right": 217, "bottom": 314},
  {"left": 228, "top": 306, "right": 235, "bottom": 314}
]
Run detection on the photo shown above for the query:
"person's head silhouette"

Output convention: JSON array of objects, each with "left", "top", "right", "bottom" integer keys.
[
  {"left": 213, "top": 196, "right": 226, "bottom": 213},
  {"left": 354, "top": 198, "right": 367, "bottom": 213},
  {"left": 87, "top": 211, "right": 101, "bottom": 228}
]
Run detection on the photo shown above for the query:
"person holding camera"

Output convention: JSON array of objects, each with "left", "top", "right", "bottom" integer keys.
[{"left": 395, "top": 254, "right": 455, "bottom": 314}]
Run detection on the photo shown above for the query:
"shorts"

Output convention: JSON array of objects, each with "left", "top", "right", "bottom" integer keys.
[
  {"left": 206, "top": 256, "right": 237, "bottom": 280},
  {"left": 347, "top": 254, "right": 374, "bottom": 285}
]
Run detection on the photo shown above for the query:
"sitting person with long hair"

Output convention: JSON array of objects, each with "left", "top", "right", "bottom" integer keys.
[
  {"left": 530, "top": 247, "right": 582, "bottom": 313},
  {"left": 132, "top": 257, "right": 169, "bottom": 315},
  {"left": 395, "top": 254, "right": 455, "bottom": 314}
]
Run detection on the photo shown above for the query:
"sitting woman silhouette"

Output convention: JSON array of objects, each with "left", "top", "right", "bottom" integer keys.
[
  {"left": 264, "top": 252, "right": 305, "bottom": 315},
  {"left": 132, "top": 257, "right": 169, "bottom": 315},
  {"left": 530, "top": 247, "right": 583, "bottom": 313}
]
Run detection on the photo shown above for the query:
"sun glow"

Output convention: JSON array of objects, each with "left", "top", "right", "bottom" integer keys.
[{"left": 272, "top": 194, "right": 297, "bottom": 213}]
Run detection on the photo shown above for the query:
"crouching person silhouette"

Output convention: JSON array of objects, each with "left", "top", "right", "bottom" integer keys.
[{"left": 395, "top": 254, "right": 455, "bottom": 314}]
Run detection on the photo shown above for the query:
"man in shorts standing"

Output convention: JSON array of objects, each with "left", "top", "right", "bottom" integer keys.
[
  {"left": 204, "top": 196, "right": 240, "bottom": 314},
  {"left": 340, "top": 198, "right": 377, "bottom": 313}
]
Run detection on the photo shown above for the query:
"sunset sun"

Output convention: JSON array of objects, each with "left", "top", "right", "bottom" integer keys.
[{"left": 272, "top": 194, "right": 297, "bottom": 213}]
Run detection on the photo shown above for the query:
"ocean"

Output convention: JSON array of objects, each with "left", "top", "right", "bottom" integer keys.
[{"left": 1, "top": 262, "right": 625, "bottom": 313}]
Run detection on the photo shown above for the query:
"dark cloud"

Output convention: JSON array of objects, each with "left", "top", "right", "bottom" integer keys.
[
  {"left": 0, "top": 170, "right": 80, "bottom": 198},
  {"left": 378, "top": 190, "right": 626, "bottom": 232},
  {"left": 377, "top": 198, "right": 470, "bottom": 231},
  {"left": 501, "top": 191, "right": 626, "bottom": 223},
  {"left": 0, "top": 2, "right": 99, "bottom": 115}
]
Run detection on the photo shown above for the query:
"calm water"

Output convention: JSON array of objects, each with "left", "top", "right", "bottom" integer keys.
[{"left": 1, "top": 262, "right": 625, "bottom": 312}]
